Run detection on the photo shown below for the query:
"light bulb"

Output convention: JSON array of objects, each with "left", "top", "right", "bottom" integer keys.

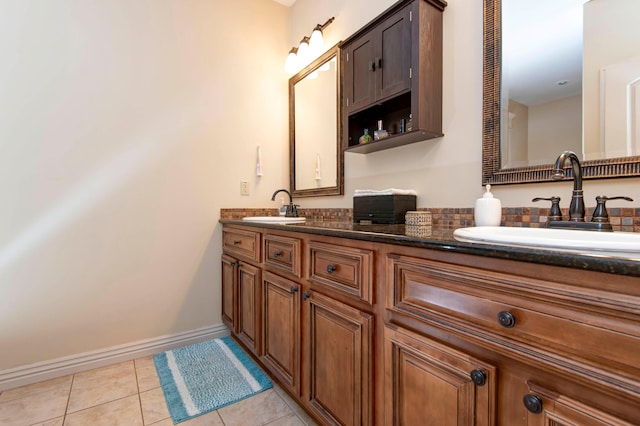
[
  {"left": 309, "top": 25, "right": 324, "bottom": 57},
  {"left": 284, "top": 47, "right": 298, "bottom": 74},
  {"left": 297, "top": 36, "right": 310, "bottom": 68}
]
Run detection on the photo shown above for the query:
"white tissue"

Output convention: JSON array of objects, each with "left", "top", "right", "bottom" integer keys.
[{"left": 353, "top": 188, "right": 418, "bottom": 197}]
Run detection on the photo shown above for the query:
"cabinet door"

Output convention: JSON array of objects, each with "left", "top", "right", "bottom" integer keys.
[
  {"left": 344, "top": 30, "right": 376, "bottom": 114},
  {"left": 221, "top": 254, "right": 237, "bottom": 332},
  {"left": 262, "top": 271, "right": 300, "bottom": 395},
  {"left": 523, "top": 383, "right": 635, "bottom": 426},
  {"left": 237, "top": 262, "right": 261, "bottom": 356},
  {"left": 304, "top": 292, "right": 373, "bottom": 426},
  {"left": 377, "top": 5, "right": 412, "bottom": 101},
  {"left": 384, "top": 325, "right": 496, "bottom": 426}
]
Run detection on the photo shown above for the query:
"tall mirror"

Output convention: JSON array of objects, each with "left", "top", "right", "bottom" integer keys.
[
  {"left": 483, "top": 0, "right": 640, "bottom": 185},
  {"left": 290, "top": 44, "right": 343, "bottom": 197}
]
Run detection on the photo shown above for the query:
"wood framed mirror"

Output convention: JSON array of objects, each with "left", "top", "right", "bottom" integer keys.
[
  {"left": 482, "top": 0, "right": 640, "bottom": 185},
  {"left": 289, "top": 43, "right": 343, "bottom": 197}
]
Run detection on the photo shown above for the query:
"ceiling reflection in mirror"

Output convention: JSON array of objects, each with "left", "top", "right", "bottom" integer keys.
[
  {"left": 483, "top": 0, "right": 640, "bottom": 185},
  {"left": 290, "top": 44, "right": 343, "bottom": 197}
]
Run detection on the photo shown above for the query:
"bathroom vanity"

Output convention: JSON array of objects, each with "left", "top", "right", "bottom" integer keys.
[{"left": 220, "top": 220, "right": 640, "bottom": 425}]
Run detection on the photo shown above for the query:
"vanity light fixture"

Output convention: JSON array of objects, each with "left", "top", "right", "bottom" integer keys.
[{"left": 284, "top": 17, "right": 335, "bottom": 75}]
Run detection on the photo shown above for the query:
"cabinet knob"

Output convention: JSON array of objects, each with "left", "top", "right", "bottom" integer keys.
[
  {"left": 326, "top": 264, "right": 337, "bottom": 274},
  {"left": 302, "top": 291, "right": 311, "bottom": 300},
  {"left": 470, "top": 369, "right": 487, "bottom": 386},
  {"left": 290, "top": 286, "right": 298, "bottom": 294},
  {"left": 523, "top": 394, "right": 543, "bottom": 414},
  {"left": 497, "top": 311, "right": 516, "bottom": 328},
  {"left": 368, "top": 60, "right": 376, "bottom": 71},
  {"left": 232, "top": 240, "right": 241, "bottom": 245},
  {"left": 274, "top": 250, "right": 282, "bottom": 258}
]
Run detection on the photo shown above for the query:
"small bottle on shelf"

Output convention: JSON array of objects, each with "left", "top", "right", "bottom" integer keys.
[
  {"left": 359, "top": 128, "right": 372, "bottom": 144},
  {"left": 374, "top": 120, "right": 389, "bottom": 140}
]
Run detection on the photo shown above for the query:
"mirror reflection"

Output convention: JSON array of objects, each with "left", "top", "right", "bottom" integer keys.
[
  {"left": 290, "top": 44, "right": 343, "bottom": 197},
  {"left": 483, "top": 0, "right": 640, "bottom": 185}
]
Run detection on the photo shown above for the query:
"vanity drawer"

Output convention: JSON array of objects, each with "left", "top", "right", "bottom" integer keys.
[
  {"left": 309, "top": 241, "right": 373, "bottom": 305},
  {"left": 387, "top": 253, "right": 640, "bottom": 375},
  {"left": 222, "top": 227, "right": 261, "bottom": 263},
  {"left": 263, "top": 234, "right": 301, "bottom": 278}
]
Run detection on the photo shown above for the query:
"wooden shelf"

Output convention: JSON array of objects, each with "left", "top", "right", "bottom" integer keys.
[{"left": 345, "top": 130, "right": 443, "bottom": 154}]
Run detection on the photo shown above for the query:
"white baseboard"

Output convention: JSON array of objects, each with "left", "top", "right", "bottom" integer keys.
[{"left": 0, "top": 324, "right": 229, "bottom": 391}]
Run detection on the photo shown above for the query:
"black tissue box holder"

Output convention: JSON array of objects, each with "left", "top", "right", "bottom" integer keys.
[{"left": 353, "top": 195, "right": 417, "bottom": 224}]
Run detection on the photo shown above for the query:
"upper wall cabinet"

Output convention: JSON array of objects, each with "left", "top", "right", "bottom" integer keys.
[{"left": 343, "top": 0, "right": 447, "bottom": 154}]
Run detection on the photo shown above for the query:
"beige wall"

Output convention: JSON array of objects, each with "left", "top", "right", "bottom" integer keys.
[
  {"left": 3, "top": 0, "right": 640, "bottom": 377},
  {"left": 0, "top": 0, "right": 290, "bottom": 372}
]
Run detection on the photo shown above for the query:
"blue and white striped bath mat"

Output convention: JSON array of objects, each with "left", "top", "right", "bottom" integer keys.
[{"left": 154, "top": 336, "right": 272, "bottom": 424}]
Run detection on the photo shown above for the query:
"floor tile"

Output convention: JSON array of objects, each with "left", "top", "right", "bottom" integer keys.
[
  {"left": 0, "top": 386, "right": 69, "bottom": 426},
  {"left": 135, "top": 356, "right": 161, "bottom": 392},
  {"left": 140, "top": 387, "right": 170, "bottom": 425},
  {"left": 67, "top": 361, "right": 138, "bottom": 413},
  {"left": 273, "top": 385, "right": 318, "bottom": 426},
  {"left": 264, "top": 413, "right": 306, "bottom": 426},
  {"left": 0, "top": 376, "right": 72, "bottom": 403},
  {"left": 217, "top": 389, "right": 293, "bottom": 426},
  {"left": 63, "top": 394, "right": 143, "bottom": 426},
  {"left": 30, "top": 417, "right": 64, "bottom": 426},
  {"left": 178, "top": 410, "right": 225, "bottom": 425}
]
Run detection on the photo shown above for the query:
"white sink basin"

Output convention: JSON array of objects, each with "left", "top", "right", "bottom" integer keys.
[
  {"left": 242, "top": 216, "right": 306, "bottom": 225},
  {"left": 453, "top": 226, "right": 640, "bottom": 259}
]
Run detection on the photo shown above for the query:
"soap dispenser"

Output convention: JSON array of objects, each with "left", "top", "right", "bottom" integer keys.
[{"left": 474, "top": 184, "right": 502, "bottom": 226}]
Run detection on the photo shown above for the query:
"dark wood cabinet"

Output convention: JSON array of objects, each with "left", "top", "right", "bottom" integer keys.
[
  {"left": 344, "top": 6, "right": 411, "bottom": 115},
  {"left": 343, "top": 0, "right": 447, "bottom": 154}
]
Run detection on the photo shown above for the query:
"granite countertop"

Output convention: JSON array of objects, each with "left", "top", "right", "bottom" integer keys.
[{"left": 220, "top": 219, "right": 640, "bottom": 278}]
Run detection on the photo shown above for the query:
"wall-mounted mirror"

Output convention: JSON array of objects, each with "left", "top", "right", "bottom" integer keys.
[
  {"left": 483, "top": 0, "right": 640, "bottom": 185},
  {"left": 290, "top": 43, "right": 343, "bottom": 197}
]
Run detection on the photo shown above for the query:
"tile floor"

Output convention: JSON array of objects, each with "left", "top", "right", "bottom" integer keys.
[{"left": 0, "top": 355, "right": 317, "bottom": 426}]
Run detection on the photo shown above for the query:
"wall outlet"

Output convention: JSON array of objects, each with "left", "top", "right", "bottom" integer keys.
[{"left": 240, "top": 181, "right": 250, "bottom": 196}]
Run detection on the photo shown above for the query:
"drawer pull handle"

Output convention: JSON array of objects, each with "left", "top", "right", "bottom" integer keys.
[
  {"left": 470, "top": 369, "right": 487, "bottom": 386},
  {"left": 290, "top": 286, "right": 298, "bottom": 294},
  {"left": 497, "top": 311, "right": 516, "bottom": 328},
  {"left": 523, "top": 394, "right": 543, "bottom": 414},
  {"left": 274, "top": 250, "right": 282, "bottom": 258},
  {"left": 302, "top": 291, "right": 311, "bottom": 301},
  {"left": 233, "top": 240, "right": 241, "bottom": 245},
  {"left": 326, "top": 264, "right": 337, "bottom": 274}
]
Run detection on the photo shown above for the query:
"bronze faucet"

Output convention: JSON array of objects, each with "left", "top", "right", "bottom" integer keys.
[
  {"left": 271, "top": 189, "right": 299, "bottom": 217},
  {"left": 543, "top": 150, "right": 633, "bottom": 231},
  {"left": 552, "top": 150, "right": 585, "bottom": 222}
]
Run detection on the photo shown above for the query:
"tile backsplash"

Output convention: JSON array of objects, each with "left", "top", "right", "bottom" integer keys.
[{"left": 220, "top": 206, "right": 640, "bottom": 232}]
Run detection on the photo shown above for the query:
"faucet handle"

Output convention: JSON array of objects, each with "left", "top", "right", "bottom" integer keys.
[
  {"left": 591, "top": 196, "right": 633, "bottom": 223},
  {"left": 286, "top": 204, "right": 300, "bottom": 218},
  {"left": 532, "top": 196, "right": 563, "bottom": 221}
]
